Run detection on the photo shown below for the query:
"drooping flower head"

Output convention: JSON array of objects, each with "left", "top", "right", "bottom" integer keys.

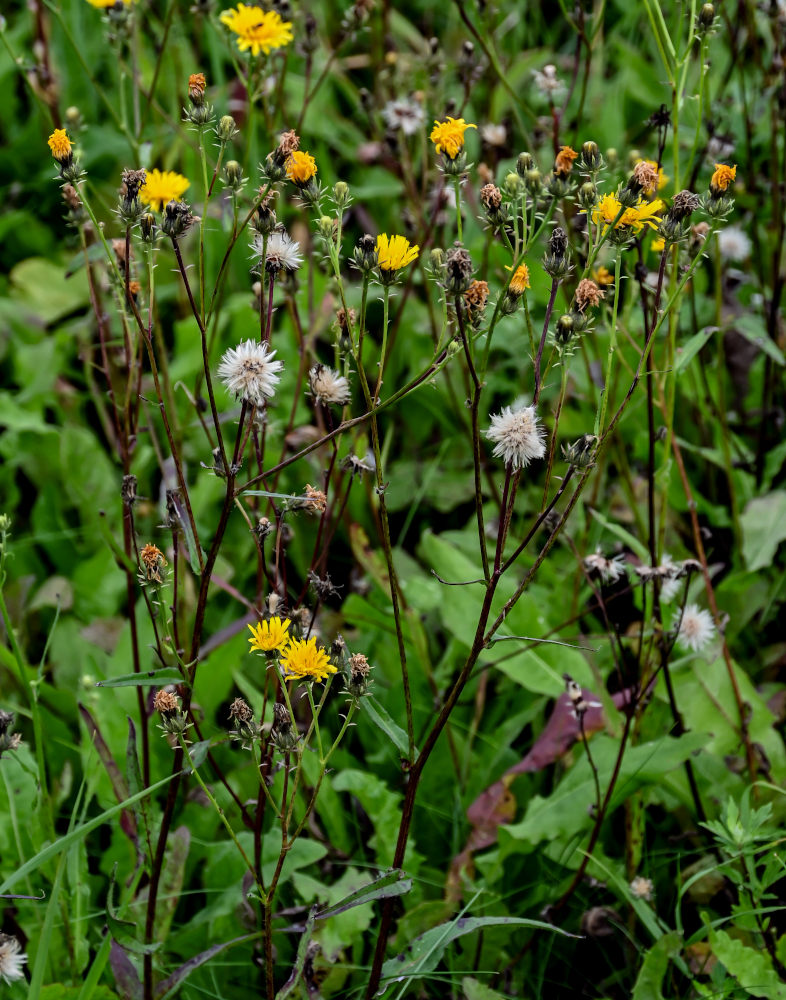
[
  {"left": 710, "top": 163, "right": 736, "bottom": 194},
  {"left": 48, "top": 128, "right": 72, "bottom": 163},
  {"left": 219, "top": 4, "right": 294, "bottom": 57},
  {"left": 139, "top": 169, "right": 190, "bottom": 212},
  {"left": 248, "top": 616, "right": 291, "bottom": 653},
  {"left": 279, "top": 636, "right": 336, "bottom": 683},
  {"left": 430, "top": 117, "right": 476, "bottom": 159},
  {"left": 676, "top": 603, "right": 716, "bottom": 652},
  {"left": 285, "top": 150, "right": 317, "bottom": 186},
  {"left": 485, "top": 404, "right": 546, "bottom": 471},
  {"left": 217, "top": 340, "right": 284, "bottom": 407},
  {"left": 375, "top": 234, "right": 419, "bottom": 273}
]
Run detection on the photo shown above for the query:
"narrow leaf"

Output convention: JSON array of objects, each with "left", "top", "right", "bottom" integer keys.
[
  {"left": 316, "top": 869, "right": 412, "bottom": 920},
  {"left": 674, "top": 327, "right": 717, "bottom": 375},
  {"left": 275, "top": 908, "right": 317, "bottom": 1000},
  {"left": 96, "top": 668, "right": 186, "bottom": 689},
  {"left": 363, "top": 696, "right": 413, "bottom": 757},
  {"left": 155, "top": 933, "right": 262, "bottom": 1000}
]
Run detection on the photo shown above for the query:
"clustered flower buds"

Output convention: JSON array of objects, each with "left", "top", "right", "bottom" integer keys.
[
  {"left": 161, "top": 199, "right": 195, "bottom": 239},
  {"left": 562, "top": 433, "right": 598, "bottom": 469}
]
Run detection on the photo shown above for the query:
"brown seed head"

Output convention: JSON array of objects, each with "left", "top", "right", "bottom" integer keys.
[
  {"left": 228, "top": 697, "right": 254, "bottom": 724},
  {"left": 277, "top": 130, "right": 300, "bottom": 157},
  {"left": 464, "top": 279, "right": 489, "bottom": 319},
  {"left": 632, "top": 159, "right": 659, "bottom": 194},
  {"left": 140, "top": 543, "right": 166, "bottom": 583},
  {"left": 480, "top": 183, "right": 502, "bottom": 211},
  {"left": 303, "top": 485, "right": 327, "bottom": 514},
  {"left": 154, "top": 689, "right": 179, "bottom": 714},
  {"left": 575, "top": 278, "right": 604, "bottom": 312}
]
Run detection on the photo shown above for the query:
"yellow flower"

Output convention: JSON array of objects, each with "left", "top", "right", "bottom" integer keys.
[
  {"left": 279, "top": 636, "right": 336, "bottom": 683},
  {"left": 651, "top": 237, "right": 665, "bottom": 252},
  {"left": 592, "top": 266, "right": 614, "bottom": 286},
  {"left": 47, "top": 129, "right": 72, "bottom": 162},
  {"left": 376, "top": 234, "right": 419, "bottom": 272},
  {"left": 711, "top": 163, "right": 736, "bottom": 193},
  {"left": 286, "top": 150, "right": 317, "bottom": 185},
  {"left": 248, "top": 616, "right": 291, "bottom": 653},
  {"left": 430, "top": 117, "right": 476, "bottom": 159},
  {"left": 505, "top": 263, "right": 530, "bottom": 294},
  {"left": 590, "top": 193, "right": 663, "bottom": 234},
  {"left": 139, "top": 169, "right": 189, "bottom": 212},
  {"left": 636, "top": 158, "right": 668, "bottom": 194},
  {"left": 85, "top": 0, "right": 133, "bottom": 6},
  {"left": 219, "top": 4, "right": 294, "bottom": 57}
]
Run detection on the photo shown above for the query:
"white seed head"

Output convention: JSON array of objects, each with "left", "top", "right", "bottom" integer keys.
[
  {"left": 309, "top": 363, "right": 351, "bottom": 406},
  {"left": 481, "top": 123, "right": 507, "bottom": 147},
  {"left": 532, "top": 64, "right": 565, "bottom": 96},
  {"left": 677, "top": 603, "right": 716, "bottom": 653},
  {"left": 717, "top": 225, "right": 752, "bottom": 261},
  {"left": 630, "top": 876, "right": 654, "bottom": 901},
  {"left": 485, "top": 404, "right": 546, "bottom": 471},
  {"left": 251, "top": 230, "right": 303, "bottom": 272},
  {"left": 217, "top": 340, "right": 284, "bottom": 407},
  {"left": 584, "top": 551, "right": 627, "bottom": 584},
  {"left": 0, "top": 935, "right": 27, "bottom": 984},
  {"left": 381, "top": 97, "right": 425, "bottom": 136}
]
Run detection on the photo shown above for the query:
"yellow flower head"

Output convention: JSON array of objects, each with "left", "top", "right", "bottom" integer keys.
[
  {"left": 139, "top": 169, "right": 189, "bottom": 213},
  {"left": 279, "top": 636, "right": 336, "bottom": 683},
  {"left": 48, "top": 129, "right": 72, "bottom": 162},
  {"left": 651, "top": 236, "right": 665, "bottom": 253},
  {"left": 376, "top": 234, "right": 419, "bottom": 272},
  {"left": 248, "top": 616, "right": 291, "bottom": 654},
  {"left": 593, "top": 266, "right": 614, "bottom": 286},
  {"left": 554, "top": 145, "right": 578, "bottom": 176},
  {"left": 430, "top": 117, "right": 476, "bottom": 159},
  {"left": 85, "top": 0, "right": 133, "bottom": 7},
  {"left": 286, "top": 150, "right": 317, "bottom": 185},
  {"left": 636, "top": 158, "right": 668, "bottom": 194},
  {"left": 710, "top": 163, "right": 736, "bottom": 193},
  {"left": 220, "top": 4, "right": 294, "bottom": 57},
  {"left": 506, "top": 262, "right": 531, "bottom": 295},
  {"left": 590, "top": 192, "right": 663, "bottom": 234}
]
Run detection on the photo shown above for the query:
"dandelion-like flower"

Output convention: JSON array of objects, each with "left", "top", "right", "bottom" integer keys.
[
  {"left": 48, "top": 128, "right": 72, "bottom": 162},
  {"left": 252, "top": 230, "right": 303, "bottom": 273},
  {"left": 485, "top": 404, "right": 546, "bottom": 471},
  {"left": 677, "top": 603, "right": 716, "bottom": 652},
  {"left": 593, "top": 266, "right": 614, "bottom": 286},
  {"left": 710, "top": 163, "right": 736, "bottom": 193},
  {"left": 382, "top": 97, "right": 425, "bottom": 136},
  {"left": 0, "top": 934, "right": 27, "bottom": 984},
  {"left": 584, "top": 550, "right": 627, "bottom": 584},
  {"left": 279, "top": 636, "right": 336, "bottom": 683},
  {"left": 717, "top": 225, "right": 752, "bottom": 260},
  {"left": 248, "top": 616, "right": 291, "bottom": 653},
  {"left": 507, "top": 263, "right": 531, "bottom": 295},
  {"left": 309, "top": 363, "right": 351, "bottom": 406},
  {"left": 219, "top": 4, "right": 294, "bottom": 56},
  {"left": 376, "top": 234, "right": 419, "bottom": 272},
  {"left": 590, "top": 193, "right": 663, "bottom": 234},
  {"left": 554, "top": 145, "right": 578, "bottom": 176},
  {"left": 139, "top": 169, "right": 189, "bottom": 213},
  {"left": 286, "top": 150, "right": 317, "bottom": 185},
  {"left": 217, "top": 340, "right": 284, "bottom": 407},
  {"left": 85, "top": 0, "right": 133, "bottom": 6},
  {"left": 430, "top": 117, "right": 476, "bottom": 159}
]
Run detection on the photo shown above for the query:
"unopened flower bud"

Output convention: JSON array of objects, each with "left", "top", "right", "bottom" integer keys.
[
  {"left": 524, "top": 168, "right": 542, "bottom": 193},
  {"left": 580, "top": 140, "right": 601, "bottom": 171},
  {"left": 555, "top": 313, "right": 575, "bottom": 346},
  {"left": 699, "top": 3, "right": 715, "bottom": 28},
  {"left": 224, "top": 160, "right": 243, "bottom": 189},
  {"left": 353, "top": 233, "right": 378, "bottom": 272},
  {"left": 516, "top": 151, "right": 535, "bottom": 176},
  {"left": 318, "top": 215, "right": 337, "bottom": 240},
  {"left": 217, "top": 115, "right": 239, "bottom": 143},
  {"left": 444, "top": 243, "right": 473, "bottom": 294},
  {"left": 562, "top": 433, "right": 598, "bottom": 469},
  {"left": 502, "top": 171, "right": 524, "bottom": 198},
  {"left": 333, "top": 180, "right": 351, "bottom": 208},
  {"left": 578, "top": 181, "right": 597, "bottom": 209},
  {"left": 271, "top": 702, "right": 299, "bottom": 752},
  {"left": 140, "top": 212, "right": 156, "bottom": 242}
]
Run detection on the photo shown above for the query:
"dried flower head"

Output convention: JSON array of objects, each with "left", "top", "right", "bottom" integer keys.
[
  {"left": 217, "top": 340, "right": 284, "bottom": 407},
  {"left": 153, "top": 689, "right": 179, "bottom": 715},
  {"left": 444, "top": 243, "right": 473, "bottom": 293},
  {"left": 277, "top": 130, "right": 300, "bottom": 157},
  {"left": 382, "top": 97, "right": 426, "bottom": 136},
  {"left": 677, "top": 604, "right": 716, "bottom": 652},
  {"left": 430, "top": 117, "right": 476, "bottom": 159},
  {"left": 554, "top": 145, "right": 578, "bottom": 176},
  {"left": 464, "top": 280, "right": 489, "bottom": 322},
  {"left": 632, "top": 159, "right": 660, "bottom": 195},
  {"left": 140, "top": 543, "right": 166, "bottom": 584},
  {"left": 303, "top": 485, "right": 327, "bottom": 514},
  {"left": 286, "top": 150, "right": 317, "bottom": 185},
  {"left": 188, "top": 72, "right": 207, "bottom": 103},
  {"left": 270, "top": 702, "right": 299, "bottom": 751},
  {"left": 219, "top": 4, "right": 294, "bottom": 56},
  {"left": 309, "top": 363, "right": 351, "bottom": 406},
  {"left": 480, "top": 183, "right": 502, "bottom": 211},
  {"left": 248, "top": 616, "right": 291, "bottom": 653},
  {"left": 0, "top": 934, "right": 27, "bottom": 984},
  {"left": 228, "top": 697, "right": 254, "bottom": 724},
  {"left": 485, "top": 404, "right": 546, "bottom": 471},
  {"left": 710, "top": 163, "right": 736, "bottom": 194},
  {"left": 584, "top": 550, "right": 627, "bottom": 584},
  {"left": 139, "top": 169, "right": 190, "bottom": 213},
  {"left": 575, "top": 278, "right": 605, "bottom": 312},
  {"left": 532, "top": 63, "right": 565, "bottom": 96},
  {"left": 279, "top": 636, "right": 336, "bottom": 683}
]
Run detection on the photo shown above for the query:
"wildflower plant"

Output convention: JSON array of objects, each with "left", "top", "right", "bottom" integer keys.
[{"left": 0, "top": 2, "right": 783, "bottom": 999}]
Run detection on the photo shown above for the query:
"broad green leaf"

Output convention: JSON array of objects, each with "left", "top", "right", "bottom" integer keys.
[
  {"left": 155, "top": 933, "right": 262, "bottom": 1000},
  {"left": 740, "top": 492, "right": 786, "bottom": 571},
  {"left": 362, "top": 696, "right": 412, "bottom": 757},
  {"left": 709, "top": 928, "right": 786, "bottom": 998},
  {"left": 735, "top": 315, "right": 785, "bottom": 366},
  {"left": 462, "top": 977, "right": 511, "bottom": 1000},
  {"left": 632, "top": 932, "right": 683, "bottom": 1000},
  {"left": 674, "top": 327, "right": 717, "bottom": 374}
]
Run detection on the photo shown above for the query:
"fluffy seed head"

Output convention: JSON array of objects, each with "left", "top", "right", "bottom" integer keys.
[
  {"left": 252, "top": 230, "right": 303, "bottom": 273},
  {"left": 0, "top": 935, "right": 27, "bottom": 984},
  {"left": 677, "top": 603, "right": 716, "bottom": 652},
  {"left": 485, "top": 404, "right": 546, "bottom": 471},
  {"left": 217, "top": 340, "right": 284, "bottom": 407},
  {"left": 309, "top": 363, "right": 351, "bottom": 406}
]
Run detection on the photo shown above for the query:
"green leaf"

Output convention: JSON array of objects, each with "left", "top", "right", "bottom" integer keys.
[
  {"left": 589, "top": 509, "right": 650, "bottom": 562},
  {"left": 95, "top": 668, "right": 187, "bottom": 689},
  {"left": 674, "top": 327, "right": 717, "bottom": 375},
  {"left": 709, "top": 928, "right": 786, "bottom": 998},
  {"left": 740, "top": 492, "right": 786, "bottom": 571},
  {"left": 362, "top": 696, "right": 412, "bottom": 758},
  {"left": 274, "top": 908, "right": 317, "bottom": 1000},
  {"left": 632, "top": 932, "right": 683, "bottom": 1000},
  {"left": 155, "top": 933, "right": 262, "bottom": 1000},
  {"left": 735, "top": 315, "right": 785, "bottom": 366},
  {"left": 316, "top": 869, "right": 412, "bottom": 920},
  {"left": 379, "top": 915, "right": 577, "bottom": 989},
  {"left": 462, "top": 977, "right": 511, "bottom": 1000}
]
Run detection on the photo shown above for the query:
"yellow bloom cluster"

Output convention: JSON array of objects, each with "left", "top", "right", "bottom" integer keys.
[
  {"left": 590, "top": 193, "right": 664, "bottom": 234},
  {"left": 506, "top": 263, "right": 531, "bottom": 294},
  {"left": 248, "top": 618, "right": 335, "bottom": 684},
  {"left": 47, "top": 129, "right": 72, "bottom": 162},
  {"left": 711, "top": 163, "right": 736, "bottom": 192},
  {"left": 220, "top": 4, "right": 294, "bottom": 57},
  {"left": 286, "top": 150, "right": 317, "bottom": 185},
  {"left": 430, "top": 117, "right": 475, "bottom": 159},
  {"left": 376, "top": 234, "right": 419, "bottom": 272},
  {"left": 139, "top": 169, "right": 189, "bottom": 212},
  {"left": 248, "top": 616, "right": 291, "bottom": 653},
  {"left": 85, "top": 0, "right": 133, "bottom": 7}
]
